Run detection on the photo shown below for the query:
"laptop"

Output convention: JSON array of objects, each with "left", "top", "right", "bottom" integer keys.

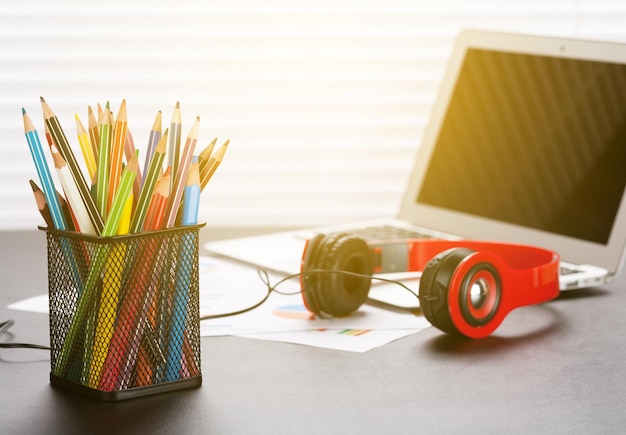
[{"left": 205, "top": 29, "right": 626, "bottom": 307}]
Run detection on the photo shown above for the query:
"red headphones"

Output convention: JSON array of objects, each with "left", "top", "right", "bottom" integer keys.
[{"left": 300, "top": 233, "right": 560, "bottom": 338}]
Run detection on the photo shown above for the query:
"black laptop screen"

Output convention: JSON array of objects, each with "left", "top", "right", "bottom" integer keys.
[{"left": 417, "top": 48, "right": 626, "bottom": 245}]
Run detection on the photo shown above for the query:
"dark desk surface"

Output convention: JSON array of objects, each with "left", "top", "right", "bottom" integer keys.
[{"left": 1, "top": 229, "right": 625, "bottom": 434}]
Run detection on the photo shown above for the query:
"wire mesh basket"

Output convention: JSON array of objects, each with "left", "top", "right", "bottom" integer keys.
[{"left": 43, "top": 224, "right": 204, "bottom": 401}]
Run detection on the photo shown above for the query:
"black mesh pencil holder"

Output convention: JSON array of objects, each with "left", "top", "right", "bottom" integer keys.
[{"left": 42, "top": 224, "right": 204, "bottom": 401}]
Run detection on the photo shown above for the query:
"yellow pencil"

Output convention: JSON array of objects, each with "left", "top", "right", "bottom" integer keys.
[
  {"left": 75, "top": 114, "right": 97, "bottom": 185},
  {"left": 89, "top": 191, "right": 133, "bottom": 387},
  {"left": 79, "top": 155, "right": 137, "bottom": 385},
  {"left": 200, "top": 139, "right": 229, "bottom": 190}
]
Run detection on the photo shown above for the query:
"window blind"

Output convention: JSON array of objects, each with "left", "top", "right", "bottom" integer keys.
[{"left": 2, "top": 0, "right": 625, "bottom": 231}]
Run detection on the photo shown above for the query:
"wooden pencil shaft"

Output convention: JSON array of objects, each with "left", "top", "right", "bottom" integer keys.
[{"left": 44, "top": 104, "right": 104, "bottom": 233}]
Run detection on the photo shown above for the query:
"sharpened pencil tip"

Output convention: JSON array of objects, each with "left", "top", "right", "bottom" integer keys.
[{"left": 22, "top": 107, "right": 26, "bottom": 115}]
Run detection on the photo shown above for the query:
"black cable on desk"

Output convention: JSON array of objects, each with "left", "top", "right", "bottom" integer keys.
[{"left": 0, "top": 320, "right": 50, "bottom": 350}]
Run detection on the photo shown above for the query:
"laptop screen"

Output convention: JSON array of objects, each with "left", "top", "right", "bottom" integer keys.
[{"left": 416, "top": 48, "right": 626, "bottom": 245}]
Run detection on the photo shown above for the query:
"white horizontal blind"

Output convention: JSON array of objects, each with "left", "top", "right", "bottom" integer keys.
[{"left": 1, "top": 0, "right": 626, "bottom": 231}]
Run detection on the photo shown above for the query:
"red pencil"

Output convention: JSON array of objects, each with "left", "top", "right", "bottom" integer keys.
[{"left": 143, "top": 171, "right": 170, "bottom": 232}]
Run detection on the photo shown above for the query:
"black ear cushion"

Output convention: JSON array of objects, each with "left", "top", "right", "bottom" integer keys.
[
  {"left": 301, "top": 233, "right": 329, "bottom": 314},
  {"left": 313, "top": 233, "right": 372, "bottom": 317},
  {"left": 419, "top": 248, "right": 475, "bottom": 335}
]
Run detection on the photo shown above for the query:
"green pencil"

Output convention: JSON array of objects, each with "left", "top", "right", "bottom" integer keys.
[
  {"left": 55, "top": 155, "right": 138, "bottom": 380},
  {"left": 130, "top": 130, "right": 168, "bottom": 233}
]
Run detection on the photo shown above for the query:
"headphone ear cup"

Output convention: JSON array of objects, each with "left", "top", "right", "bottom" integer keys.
[
  {"left": 317, "top": 234, "right": 372, "bottom": 316},
  {"left": 301, "top": 233, "right": 328, "bottom": 314},
  {"left": 419, "top": 248, "right": 475, "bottom": 335},
  {"left": 302, "top": 233, "right": 372, "bottom": 317}
]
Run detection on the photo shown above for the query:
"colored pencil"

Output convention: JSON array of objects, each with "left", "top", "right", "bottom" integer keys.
[
  {"left": 101, "top": 154, "right": 138, "bottom": 237},
  {"left": 197, "top": 137, "right": 216, "bottom": 190},
  {"left": 125, "top": 128, "right": 142, "bottom": 205},
  {"left": 39, "top": 119, "right": 77, "bottom": 232},
  {"left": 143, "top": 171, "right": 170, "bottom": 232},
  {"left": 181, "top": 157, "right": 201, "bottom": 226},
  {"left": 51, "top": 144, "right": 97, "bottom": 235},
  {"left": 98, "top": 177, "right": 166, "bottom": 390},
  {"left": 107, "top": 100, "right": 128, "bottom": 212},
  {"left": 22, "top": 109, "right": 67, "bottom": 230},
  {"left": 137, "top": 177, "right": 170, "bottom": 386},
  {"left": 198, "top": 137, "right": 217, "bottom": 167},
  {"left": 163, "top": 159, "right": 200, "bottom": 382},
  {"left": 182, "top": 335, "right": 200, "bottom": 377},
  {"left": 27, "top": 143, "right": 83, "bottom": 297},
  {"left": 130, "top": 130, "right": 168, "bottom": 233},
  {"left": 164, "top": 116, "right": 200, "bottom": 228},
  {"left": 143, "top": 110, "right": 162, "bottom": 182},
  {"left": 176, "top": 138, "right": 217, "bottom": 226},
  {"left": 134, "top": 337, "right": 155, "bottom": 387},
  {"left": 89, "top": 191, "right": 133, "bottom": 387},
  {"left": 200, "top": 139, "right": 229, "bottom": 190},
  {"left": 167, "top": 102, "right": 182, "bottom": 186},
  {"left": 55, "top": 190, "right": 75, "bottom": 232},
  {"left": 87, "top": 105, "right": 100, "bottom": 160},
  {"left": 41, "top": 97, "right": 104, "bottom": 234},
  {"left": 96, "top": 108, "right": 112, "bottom": 218},
  {"left": 54, "top": 155, "right": 138, "bottom": 377},
  {"left": 75, "top": 114, "right": 97, "bottom": 185},
  {"left": 29, "top": 179, "right": 54, "bottom": 227},
  {"left": 174, "top": 138, "right": 218, "bottom": 225}
]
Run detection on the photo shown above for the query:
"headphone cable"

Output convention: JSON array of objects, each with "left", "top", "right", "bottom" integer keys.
[
  {"left": 199, "top": 268, "right": 426, "bottom": 321},
  {"left": 0, "top": 319, "right": 50, "bottom": 350}
]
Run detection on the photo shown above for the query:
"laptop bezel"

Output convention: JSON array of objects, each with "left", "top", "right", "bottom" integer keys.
[{"left": 398, "top": 29, "right": 626, "bottom": 279}]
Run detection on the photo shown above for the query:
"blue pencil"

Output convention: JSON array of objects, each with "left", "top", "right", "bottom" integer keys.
[
  {"left": 181, "top": 157, "right": 201, "bottom": 226},
  {"left": 22, "top": 109, "right": 67, "bottom": 230},
  {"left": 162, "top": 158, "right": 200, "bottom": 382},
  {"left": 23, "top": 109, "right": 84, "bottom": 304}
]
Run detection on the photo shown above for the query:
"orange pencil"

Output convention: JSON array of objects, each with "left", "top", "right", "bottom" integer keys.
[
  {"left": 126, "top": 171, "right": 170, "bottom": 387},
  {"left": 143, "top": 171, "right": 170, "bottom": 232}
]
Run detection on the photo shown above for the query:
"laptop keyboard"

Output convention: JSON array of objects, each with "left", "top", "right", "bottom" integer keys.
[{"left": 559, "top": 265, "right": 580, "bottom": 275}]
